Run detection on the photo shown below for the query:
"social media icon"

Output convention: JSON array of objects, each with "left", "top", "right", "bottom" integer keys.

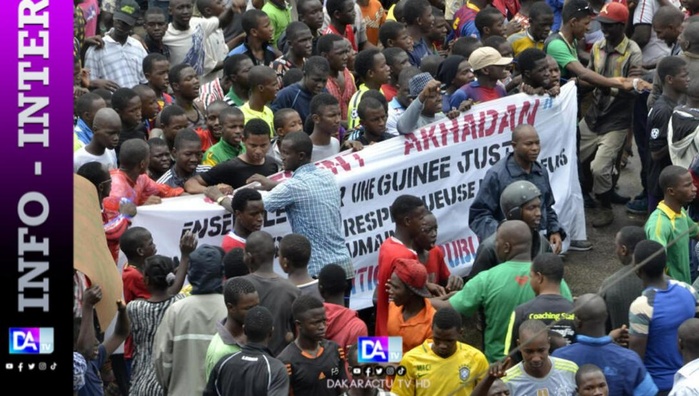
[
  {"left": 18, "top": 363, "right": 23, "bottom": 372},
  {"left": 351, "top": 366, "right": 362, "bottom": 376},
  {"left": 4, "top": 363, "right": 12, "bottom": 370},
  {"left": 374, "top": 366, "right": 385, "bottom": 376},
  {"left": 357, "top": 337, "right": 403, "bottom": 363},
  {"left": 364, "top": 366, "right": 373, "bottom": 377},
  {"left": 49, "top": 362, "right": 56, "bottom": 370},
  {"left": 385, "top": 365, "right": 396, "bottom": 376},
  {"left": 38, "top": 362, "right": 46, "bottom": 371},
  {"left": 28, "top": 363, "right": 35, "bottom": 370},
  {"left": 396, "top": 365, "right": 407, "bottom": 376},
  {"left": 9, "top": 328, "right": 54, "bottom": 354}
]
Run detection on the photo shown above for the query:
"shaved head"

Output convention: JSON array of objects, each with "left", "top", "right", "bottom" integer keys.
[
  {"left": 498, "top": 220, "right": 533, "bottom": 247},
  {"left": 245, "top": 231, "right": 276, "bottom": 263},
  {"left": 512, "top": 124, "right": 539, "bottom": 142},
  {"left": 679, "top": 318, "right": 699, "bottom": 356},
  {"left": 92, "top": 108, "right": 122, "bottom": 130},
  {"left": 574, "top": 293, "right": 607, "bottom": 324}
]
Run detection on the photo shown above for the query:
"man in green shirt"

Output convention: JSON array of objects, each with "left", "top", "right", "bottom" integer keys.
[
  {"left": 433, "top": 220, "right": 573, "bottom": 362},
  {"left": 202, "top": 106, "right": 246, "bottom": 166},
  {"left": 645, "top": 165, "right": 698, "bottom": 284},
  {"left": 545, "top": 0, "right": 635, "bottom": 90}
]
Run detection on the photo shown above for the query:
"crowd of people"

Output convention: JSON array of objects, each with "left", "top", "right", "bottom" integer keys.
[{"left": 72, "top": 0, "right": 699, "bottom": 394}]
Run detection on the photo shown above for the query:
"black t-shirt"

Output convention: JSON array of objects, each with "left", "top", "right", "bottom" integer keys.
[
  {"left": 507, "top": 294, "right": 575, "bottom": 362},
  {"left": 200, "top": 156, "right": 279, "bottom": 189},
  {"left": 277, "top": 339, "right": 347, "bottom": 396},
  {"left": 647, "top": 96, "right": 677, "bottom": 198}
]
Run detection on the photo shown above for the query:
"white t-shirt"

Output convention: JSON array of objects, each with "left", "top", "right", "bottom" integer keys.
[
  {"left": 633, "top": 0, "right": 680, "bottom": 68},
  {"left": 200, "top": 28, "right": 228, "bottom": 85},
  {"left": 311, "top": 137, "right": 341, "bottom": 162},
  {"left": 73, "top": 147, "right": 118, "bottom": 173},
  {"left": 163, "top": 17, "right": 220, "bottom": 76}
]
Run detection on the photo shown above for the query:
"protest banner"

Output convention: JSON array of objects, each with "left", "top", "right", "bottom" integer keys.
[{"left": 131, "top": 82, "right": 585, "bottom": 311}]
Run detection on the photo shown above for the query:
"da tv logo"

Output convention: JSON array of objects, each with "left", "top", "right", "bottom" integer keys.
[
  {"left": 357, "top": 337, "right": 402, "bottom": 363},
  {"left": 9, "top": 328, "right": 54, "bottom": 354}
]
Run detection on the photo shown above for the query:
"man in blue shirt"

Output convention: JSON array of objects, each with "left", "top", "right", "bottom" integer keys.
[
  {"left": 552, "top": 293, "right": 658, "bottom": 396},
  {"left": 271, "top": 56, "right": 330, "bottom": 127}
]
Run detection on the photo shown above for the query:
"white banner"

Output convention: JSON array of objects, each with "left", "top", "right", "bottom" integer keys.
[{"left": 131, "top": 82, "right": 585, "bottom": 311}]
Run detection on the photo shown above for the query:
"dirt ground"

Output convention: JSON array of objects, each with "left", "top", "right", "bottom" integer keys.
[{"left": 460, "top": 143, "right": 648, "bottom": 349}]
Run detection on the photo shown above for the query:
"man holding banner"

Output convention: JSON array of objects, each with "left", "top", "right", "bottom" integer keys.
[
  {"left": 469, "top": 124, "right": 591, "bottom": 253},
  {"left": 208, "top": 131, "right": 355, "bottom": 305}
]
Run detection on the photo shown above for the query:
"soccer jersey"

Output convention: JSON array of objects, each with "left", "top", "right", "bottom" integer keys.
[
  {"left": 277, "top": 340, "right": 347, "bottom": 396},
  {"left": 629, "top": 280, "right": 699, "bottom": 391},
  {"left": 392, "top": 340, "right": 488, "bottom": 396},
  {"left": 503, "top": 357, "right": 578, "bottom": 396},
  {"left": 221, "top": 232, "right": 246, "bottom": 253},
  {"left": 645, "top": 201, "right": 698, "bottom": 284}
]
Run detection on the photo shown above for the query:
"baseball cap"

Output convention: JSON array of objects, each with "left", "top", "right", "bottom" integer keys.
[
  {"left": 596, "top": 2, "right": 629, "bottom": 24},
  {"left": 393, "top": 258, "right": 432, "bottom": 299},
  {"left": 468, "top": 47, "right": 513, "bottom": 71},
  {"left": 114, "top": 0, "right": 140, "bottom": 26},
  {"left": 408, "top": 72, "right": 436, "bottom": 98}
]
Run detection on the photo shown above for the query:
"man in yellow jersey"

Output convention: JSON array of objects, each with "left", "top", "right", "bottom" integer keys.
[{"left": 392, "top": 307, "right": 489, "bottom": 395}]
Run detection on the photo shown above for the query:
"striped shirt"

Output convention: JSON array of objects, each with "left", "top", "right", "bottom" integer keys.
[
  {"left": 262, "top": 163, "right": 353, "bottom": 278},
  {"left": 156, "top": 165, "right": 211, "bottom": 188},
  {"left": 198, "top": 78, "right": 225, "bottom": 110},
  {"left": 84, "top": 33, "right": 148, "bottom": 89},
  {"left": 503, "top": 356, "right": 578, "bottom": 396}
]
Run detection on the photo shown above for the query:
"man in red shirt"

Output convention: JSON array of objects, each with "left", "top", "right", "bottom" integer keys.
[
  {"left": 219, "top": 188, "right": 264, "bottom": 252},
  {"left": 375, "top": 194, "right": 427, "bottom": 336}
]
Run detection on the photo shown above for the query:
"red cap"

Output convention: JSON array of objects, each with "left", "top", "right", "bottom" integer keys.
[
  {"left": 393, "top": 258, "right": 431, "bottom": 298},
  {"left": 597, "top": 2, "right": 629, "bottom": 24}
]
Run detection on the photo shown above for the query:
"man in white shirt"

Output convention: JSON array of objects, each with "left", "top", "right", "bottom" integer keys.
[
  {"left": 74, "top": 108, "right": 121, "bottom": 172},
  {"left": 670, "top": 318, "right": 699, "bottom": 396},
  {"left": 84, "top": 0, "right": 148, "bottom": 89}
]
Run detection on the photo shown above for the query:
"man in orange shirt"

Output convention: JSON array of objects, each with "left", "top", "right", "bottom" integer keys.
[{"left": 387, "top": 258, "right": 436, "bottom": 353}]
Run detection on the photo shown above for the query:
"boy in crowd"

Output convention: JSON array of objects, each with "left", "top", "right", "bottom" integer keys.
[
  {"left": 147, "top": 138, "right": 171, "bottom": 181},
  {"left": 347, "top": 97, "right": 393, "bottom": 145},
  {"left": 645, "top": 165, "right": 698, "bottom": 284},
  {"left": 647, "top": 57, "right": 691, "bottom": 212},
  {"left": 629, "top": 239, "right": 699, "bottom": 394},
  {"left": 272, "top": 22, "right": 313, "bottom": 85},
  {"left": 141, "top": 8, "right": 170, "bottom": 57},
  {"left": 269, "top": 108, "right": 303, "bottom": 167},
  {"left": 204, "top": 277, "right": 260, "bottom": 380},
  {"left": 403, "top": 0, "right": 435, "bottom": 66},
  {"left": 195, "top": 100, "right": 227, "bottom": 153},
  {"left": 392, "top": 307, "right": 488, "bottom": 396},
  {"left": 387, "top": 258, "right": 437, "bottom": 353},
  {"left": 202, "top": 106, "right": 246, "bottom": 166},
  {"left": 155, "top": 105, "right": 189, "bottom": 151},
  {"left": 228, "top": 9, "right": 279, "bottom": 66},
  {"left": 387, "top": 67, "right": 420, "bottom": 136},
  {"left": 347, "top": 48, "right": 391, "bottom": 130},
  {"left": 142, "top": 53, "right": 173, "bottom": 112},
  {"left": 318, "top": 264, "right": 368, "bottom": 351},
  {"left": 279, "top": 234, "right": 323, "bottom": 300},
  {"left": 310, "top": 94, "right": 364, "bottom": 161},
  {"left": 104, "top": 139, "right": 185, "bottom": 221},
  {"left": 319, "top": 34, "right": 356, "bottom": 127},
  {"left": 575, "top": 365, "right": 610, "bottom": 396},
  {"left": 241, "top": 65, "right": 279, "bottom": 133},
  {"left": 156, "top": 129, "right": 210, "bottom": 188},
  {"left": 197, "top": 0, "right": 229, "bottom": 85},
  {"left": 242, "top": 231, "right": 301, "bottom": 356},
  {"left": 323, "top": 0, "right": 364, "bottom": 52},
  {"left": 379, "top": 20, "right": 415, "bottom": 55},
  {"left": 414, "top": 212, "right": 464, "bottom": 290},
  {"left": 133, "top": 84, "right": 160, "bottom": 133},
  {"left": 262, "top": 0, "right": 292, "bottom": 49},
  {"left": 224, "top": 54, "right": 254, "bottom": 107},
  {"left": 382, "top": 47, "right": 411, "bottom": 102},
  {"left": 204, "top": 306, "right": 289, "bottom": 396},
  {"left": 74, "top": 108, "right": 120, "bottom": 172},
  {"left": 508, "top": 1, "right": 554, "bottom": 56},
  {"left": 475, "top": 7, "right": 506, "bottom": 42},
  {"left": 278, "top": 295, "right": 348, "bottom": 396},
  {"left": 190, "top": 118, "right": 278, "bottom": 191},
  {"left": 272, "top": 56, "right": 331, "bottom": 126},
  {"left": 169, "top": 64, "right": 205, "bottom": 128},
  {"left": 449, "top": 46, "right": 510, "bottom": 109},
  {"left": 220, "top": 189, "right": 264, "bottom": 252},
  {"left": 397, "top": 73, "right": 461, "bottom": 135},
  {"left": 74, "top": 93, "right": 107, "bottom": 151},
  {"left": 113, "top": 88, "right": 146, "bottom": 156}
]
